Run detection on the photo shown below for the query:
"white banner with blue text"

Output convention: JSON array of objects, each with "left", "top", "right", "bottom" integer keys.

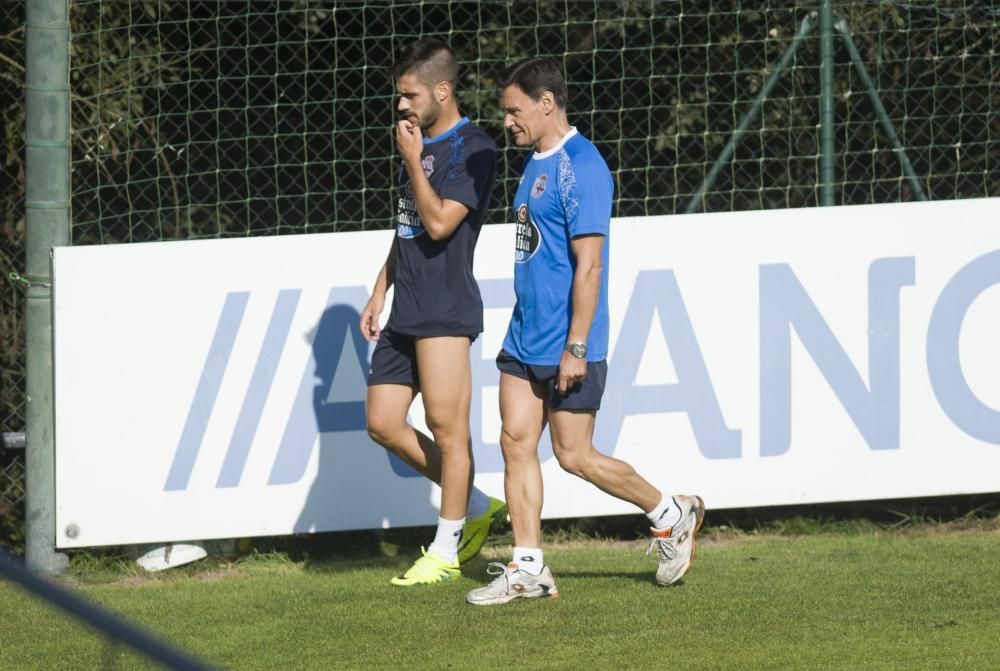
[{"left": 53, "top": 198, "right": 1000, "bottom": 547}]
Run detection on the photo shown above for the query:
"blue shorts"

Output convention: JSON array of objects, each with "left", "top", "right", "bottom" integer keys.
[
  {"left": 495, "top": 349, "right": 607, "bottom": 411},
  {"left": 367, "top": 329, "right": 475, "bottom": 387}
]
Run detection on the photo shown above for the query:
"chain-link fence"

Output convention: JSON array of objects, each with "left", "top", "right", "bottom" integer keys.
[
  {"left": 1, "top": 442, "right": 26, "bottom": 552},
  {"left": 1, "top": 0, "right": 25, "bottom": 553},
  {"left": 1, "top": 1, "right": 997, "bottom": 551},
  {"left": 64, "top": 0, "right": 997, "bottom": 246}
]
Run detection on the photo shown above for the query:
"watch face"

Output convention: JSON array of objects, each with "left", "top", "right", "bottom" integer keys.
[{"left": 568, "top": 343, "right": 587, "bottom": 358}]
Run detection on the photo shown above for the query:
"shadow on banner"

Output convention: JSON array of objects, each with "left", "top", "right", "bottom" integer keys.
[{"left": 292, "top": 295, "right": 437, "bottom": 534}]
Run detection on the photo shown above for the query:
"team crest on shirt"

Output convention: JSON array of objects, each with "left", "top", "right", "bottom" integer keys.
[
  {"left": 514, "top": 204, "right": 541, "bottom": 263},
  {"left": 421, "top": 154, "right": 435, "bottom": 177},
  {"left": 531, "top": 174, "right": 548, "bottom": 198}
]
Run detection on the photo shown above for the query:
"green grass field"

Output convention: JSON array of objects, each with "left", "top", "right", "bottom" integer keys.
[{"left": 2, "top": 518, "right": 999, "bottom": 670}]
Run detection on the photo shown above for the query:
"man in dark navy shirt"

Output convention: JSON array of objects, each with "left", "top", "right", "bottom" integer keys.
[{"left": 359, "top": 39, "right": 504, "bottom": 586}]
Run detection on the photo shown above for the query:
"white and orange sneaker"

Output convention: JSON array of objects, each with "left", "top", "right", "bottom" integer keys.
[
  {"left": 465, "top": 562, "right": 559, "bottom": 606},
  {"left": 647, "top": 494, "right": 705, "bottom": 585}
]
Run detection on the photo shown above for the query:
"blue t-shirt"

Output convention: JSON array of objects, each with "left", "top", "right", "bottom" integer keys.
[
  {"left": 502, "top": 128, "right": 613, "bottom": 364},
  {"left": 388, "top": 117, "right": 497, "bottom": 336}
]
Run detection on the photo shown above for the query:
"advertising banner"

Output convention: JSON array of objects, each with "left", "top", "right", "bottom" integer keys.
[{"left": 53, "top": 198, "right": 1000, "bottom": 547}]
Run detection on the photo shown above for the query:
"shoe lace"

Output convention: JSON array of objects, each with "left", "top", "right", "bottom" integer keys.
[
  {"left": 646, "top": 535, "right": 678, "bottom": 561},
  {"left": 484, "top": 561, "right": 515, "bottom": 592}
]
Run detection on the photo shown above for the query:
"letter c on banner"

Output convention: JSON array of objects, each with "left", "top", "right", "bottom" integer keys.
[{"left": 927, "top": 250, "right": 1000, "bottom": 444}]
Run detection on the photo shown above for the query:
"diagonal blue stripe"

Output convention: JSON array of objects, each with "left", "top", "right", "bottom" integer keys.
[
  {"left": 216, "top": 289, "right": 301, "bottom": 488},
  {"left": 164, "top": 292, "right": 250, "bottom": 491}
]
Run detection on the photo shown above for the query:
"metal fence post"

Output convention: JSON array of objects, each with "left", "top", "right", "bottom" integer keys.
[
  {"left": 685, "top": 14, "right": 817, "bottom": 214},
  {"left": 24, "top": 0, "right": 70, "bottom": 574},
  {"left": 834, "top": 16, "right": 929, "bottom": 202},
  {"left": 818, "top": 0, "right": 836, "bottom": 206}
]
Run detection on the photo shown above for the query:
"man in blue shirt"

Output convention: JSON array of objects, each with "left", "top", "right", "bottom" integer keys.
[
  {"left": 466, "top": 57, "right": 705, "bottom": 606},
  {"left": 360, "top": 40, "right": 505, "bottom": 586}
]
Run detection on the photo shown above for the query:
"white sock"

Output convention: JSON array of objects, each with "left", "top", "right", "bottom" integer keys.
[
  {"left": 512, "top": 546, "right": 544, "bottom": 575},
  {"left": 466, "top": 487, "right": 491, "bottom": 519},
  {"left": 647, "top": 495, "right": 682, "bottom": 530},
  {"left": 427, "top": 516, "right": 464, "bottom": 564}
]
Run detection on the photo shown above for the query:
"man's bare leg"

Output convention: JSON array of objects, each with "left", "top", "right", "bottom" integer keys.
[
  {"left": 547, "top": 408, "right": 660, "bottom": 512},
  {"left": 497, "top": 372, "right": 548, "bottom": 550},
  {"left": 415, "top": 336, "right": 473, "bottom": 522},
  {"left": 366, "top": 383, "right": 442, "bottom": 482},
  {"left": 547, "top": 408, "right": 704, "bottom": 585}
]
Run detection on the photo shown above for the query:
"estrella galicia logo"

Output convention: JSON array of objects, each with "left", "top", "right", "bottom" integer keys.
[
  {"left": 514, "top": 204, "right": 541, "bottom": 263},
  {"left": 396, "top": 185, "right": 425, "bottom": 239},
  {"left": 396, "top": 222, "right": 424, "bottom": 239}
]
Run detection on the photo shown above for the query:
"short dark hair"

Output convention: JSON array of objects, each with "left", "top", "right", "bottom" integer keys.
[
  {"left": 391, "top": 39, "right": 459, "bottom": 88},
  {"left": 500, "top": 57, "right": 568, "bottom": 108}
]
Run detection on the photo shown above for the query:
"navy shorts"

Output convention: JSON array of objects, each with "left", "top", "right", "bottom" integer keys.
[
  {"left": 495, "top": 349, "right": 607, "bottom": 411},
  {"left": 367, "top": 329, "right": 476, "bottom": 387},
  {"left": 367, "top": 329, "right": 420, "bottom": 387}
]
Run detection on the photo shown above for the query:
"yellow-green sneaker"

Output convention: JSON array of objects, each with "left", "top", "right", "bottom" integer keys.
[
  {"left": 390, "top": 548, "right": 460, "bottom": 587},
  {"left": 458, "top": 497, "right": 508, "bottom": 564}
]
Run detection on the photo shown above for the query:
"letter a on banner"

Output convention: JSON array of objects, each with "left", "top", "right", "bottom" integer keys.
[{"left": 599, "top": 269, "right": 741, "bottom": 459}]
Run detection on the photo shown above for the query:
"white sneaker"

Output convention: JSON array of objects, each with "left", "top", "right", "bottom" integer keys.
[
  {"left": 647, "top": 495, "right": 705, "bottom": 586},
  {"left": 465, "top": 562, "right": 559, "bottom": 606}
]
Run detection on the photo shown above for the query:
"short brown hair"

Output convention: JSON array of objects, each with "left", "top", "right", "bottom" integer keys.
[
  {"left": 391, "top": 39, "right": 459, "bottom": 88},
  {"left": 500, "top": 57, "right": 568, "bottom": 108}
]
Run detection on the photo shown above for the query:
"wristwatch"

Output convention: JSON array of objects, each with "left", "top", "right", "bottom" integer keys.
[{"left": 565, "top": 342, "right": 587, "bottom": 359}]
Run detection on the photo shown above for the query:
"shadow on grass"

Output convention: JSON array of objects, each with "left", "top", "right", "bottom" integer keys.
[
  {"left": 61, "top": 492, "right": 1000, "bottom": 582},
  {"left": 556, "top": 569, "right": 657, "bottom": 586}
]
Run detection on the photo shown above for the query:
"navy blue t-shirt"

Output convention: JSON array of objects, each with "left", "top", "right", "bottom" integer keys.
[{"left": 387, "top": 117, "right": 496, "bottom": 337}]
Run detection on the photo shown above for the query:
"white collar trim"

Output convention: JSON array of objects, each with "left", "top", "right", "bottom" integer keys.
[{"left": 532, "top": 127, "right": 577, "bottom": 160}]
